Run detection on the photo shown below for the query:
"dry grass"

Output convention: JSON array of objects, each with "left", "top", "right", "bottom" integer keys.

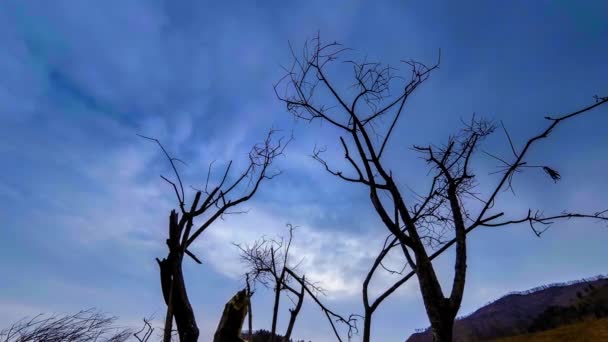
[{"left": 493, "top": 317, "right": 608, "bottom": 342}]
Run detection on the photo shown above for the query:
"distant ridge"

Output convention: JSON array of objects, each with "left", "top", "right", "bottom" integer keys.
[{"left": 406, "top": 274, "right": 608, "bottom": 342}]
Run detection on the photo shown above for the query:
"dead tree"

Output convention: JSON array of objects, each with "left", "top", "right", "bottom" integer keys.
[
  {"left": 237, "top": 225, "right": 358, "bottom": 342},
  {"left": 213, "top": 289, "right": 250, "bottom": 342},
  {"left": 274, "top": 35, "right": 608, "bottom": 342},
  {"left": 237, "top": 225, "right": 304, "bottom": 342},
  {"left": 140, "top": 129, "right": 288, "bottom": 342},
  {"left": 0, "top": 309, "right": 131, "bottom": 342}
]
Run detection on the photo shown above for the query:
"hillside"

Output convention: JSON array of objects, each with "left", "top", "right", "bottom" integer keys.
[
  {"left": 406, "top": 275, "right": 608, "bottom": 341},
  {"left": 492, "top": 317, "right": 608, "bottom": 342}
]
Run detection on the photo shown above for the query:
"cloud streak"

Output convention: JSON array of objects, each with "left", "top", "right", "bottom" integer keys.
[{"left": 1, "top": 1, "right": 607, "bottom": 341}]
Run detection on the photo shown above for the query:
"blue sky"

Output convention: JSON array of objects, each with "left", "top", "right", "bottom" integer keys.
[{"left": 1, "top": 0, "right": 607, "bottom": 341}]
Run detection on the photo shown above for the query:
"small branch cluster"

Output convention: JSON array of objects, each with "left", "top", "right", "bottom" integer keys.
[
  {"left": 237, "top": 225, "right": 357, "bottom": 342},
  {"left": 410, "top": 116, "right": 495, "bottom": 246},
  {"left": 0, "top": 309, "right": 131, "bottom": 342}
]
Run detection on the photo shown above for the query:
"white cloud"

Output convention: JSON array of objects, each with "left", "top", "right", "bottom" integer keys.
[
  {"left": 20, "top": 121, "right": 376, "bottom": 301},
  {"left": 190, "top": 204, "right": 419, "bottom": 299},
  {"left": 38, "top": 128, "right": 422, "bottom": 301}
]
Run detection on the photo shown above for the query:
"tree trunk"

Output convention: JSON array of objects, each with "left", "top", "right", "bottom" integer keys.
[
  {"left": 158, "top": 255, "right": 199, "bottom": 342},
  {"left": 213, "top": 289, "right": 249, "bottom": 342},
  {"left": 270, "top": 282, "right": 281, "bottom": 342},
  {"left": 284, "top": 281, "right": 304, "bottom": 341},
  {"left": 362, "top": 312, "right": 372, "bottom": 342},
  {"left": 162, "top": 278, "right": 174, "bottom": 342},
  {"left": 429, "top": 314, "right": 454, "bottom": 342},
  {"left": 414, "top": 256, "right": 455, "bottom": 342},
  {"left": 247, "top": 291, "right": 253, "bottom": 342},
  {"left": 158, "top": 210, "right": 199, "bottom": 342}
]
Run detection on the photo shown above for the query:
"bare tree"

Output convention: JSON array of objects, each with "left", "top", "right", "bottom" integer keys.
[
  {"left": 0, "top": 309, "right": 131, "bottom": 342},
  {"left": 237, "top": 225, "right": 304, "bottom": 342},
  {"left": 237, "top": 225, "right": 358, "bottom": 342},
  {"left": 274, "top": 35, "right": 608, "bottom": 342},
  {"left": 140, "top": 129, "right": 289, "bottom": 342}
]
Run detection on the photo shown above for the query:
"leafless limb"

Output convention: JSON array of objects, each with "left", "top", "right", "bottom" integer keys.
[
  {"left": 480, "top": 210, "right": 608, "bottom": 236},
  {"left": 133, "top": 318, "right": 154, "bottom": 342},
  {"left": 285, "top": 268, "right": 359, "bottom": 342}
]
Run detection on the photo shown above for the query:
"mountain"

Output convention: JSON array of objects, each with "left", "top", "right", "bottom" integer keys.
[{"left": 406, "top": 275, "right": 608, "bottom": 342}]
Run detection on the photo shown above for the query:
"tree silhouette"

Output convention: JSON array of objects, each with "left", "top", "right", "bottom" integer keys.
[
  {"left": 275, "top": 35, "right": 608, "bottom": 342},
  {"left": 140, "top": 129, "right": 288, "bottom": 342},
  {"left": 237, "top": 225, "right": 357, "bottom": 342}
]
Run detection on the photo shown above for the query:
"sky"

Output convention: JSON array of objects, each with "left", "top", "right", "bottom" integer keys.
[{"left": 0, "top": 0, "right": 607, "bottom": 341}]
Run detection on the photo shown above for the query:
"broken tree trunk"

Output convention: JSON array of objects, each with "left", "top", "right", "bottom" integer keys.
[
  {"left": 214, "top": 289, "right": 250, "bottom": 342},
  {"left": 158, "top": 210, "right": 199, "bottom": 342}
]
